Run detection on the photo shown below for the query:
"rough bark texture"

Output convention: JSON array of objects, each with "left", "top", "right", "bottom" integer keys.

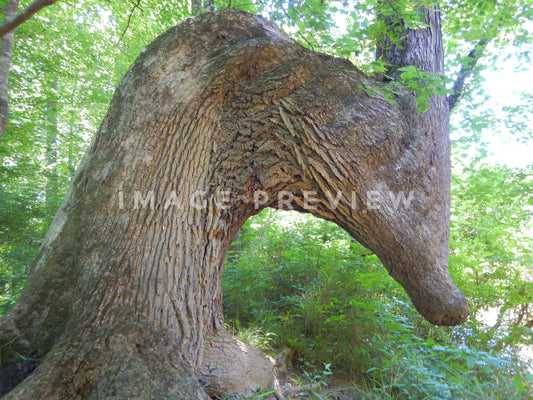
[
  {"left": 0, "top": 9, "right": 468, "bottom": 399},
  {"left": 199, "top": 335, "right": 277, "bottom": 398},
  {"left": 0, "top": 0, "right": 19, "bottom": 140}
]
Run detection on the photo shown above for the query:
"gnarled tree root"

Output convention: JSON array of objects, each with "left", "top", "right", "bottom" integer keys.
[{"left": 199, "top": 334, "right": 283, "bottom": 399}]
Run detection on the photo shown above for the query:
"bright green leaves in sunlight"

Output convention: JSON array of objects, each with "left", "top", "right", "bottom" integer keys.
[
  {"left": 397, "top": 65, "right": 453, "bottom": 111},
  {"left": 265, "top": 0, "right": 346, "bottom": 52},
  {"left": 450, "top": 160, "right": 533, "bottom": 348},
  {"left": 355, "top": 64, "right": 453, "bottom": 112}
]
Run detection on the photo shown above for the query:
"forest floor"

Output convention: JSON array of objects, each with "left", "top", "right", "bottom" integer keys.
[{"left": 275, "top": 369, "right": 365, "bottom": 400}]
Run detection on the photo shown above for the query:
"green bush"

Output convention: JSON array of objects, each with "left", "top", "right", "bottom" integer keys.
[{"left": 222, "top": 209, "right": 533, "bottom": 399}]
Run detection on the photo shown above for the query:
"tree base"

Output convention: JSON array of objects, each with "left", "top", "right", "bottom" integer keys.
[{"left": 199, "top": 334, "right": 280, "bottom": 399}]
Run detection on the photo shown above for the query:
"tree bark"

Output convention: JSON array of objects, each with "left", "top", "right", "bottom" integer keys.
[
  {"left": 0, "top": 9, "right": 468, "bottom": 398},
  {"left": 0, "top": 0, "right": 19, "bottom": 140}
]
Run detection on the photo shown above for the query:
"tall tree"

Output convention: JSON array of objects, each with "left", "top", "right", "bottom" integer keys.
[
  {"left": 0, "top": 6, "right": 469, "bottom": 399},
  {"left": 0, "top": 0, "right": 18, "bottom": 140}
]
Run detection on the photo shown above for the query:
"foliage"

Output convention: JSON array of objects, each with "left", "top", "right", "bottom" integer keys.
[
  {"left": 362, "top": 327, "right": 533, "bottom": 400},
  {"left": 450, "top": 159, "right": 533, "bottom": 348},
  {"left": 1, "top": 1, "right": 126, "bottom": 312},
  {"left": 0, "top": 0, "right": 531, "bottom": 398},
  {"left": 223, "top": 202, "right": 532, "bottom": 398}
]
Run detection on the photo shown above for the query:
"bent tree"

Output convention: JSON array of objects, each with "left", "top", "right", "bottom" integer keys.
[{"left": 0, "top": 8, "right": 469, "bottom": 399}]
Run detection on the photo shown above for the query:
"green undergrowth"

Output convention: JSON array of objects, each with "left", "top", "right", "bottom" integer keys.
[{"left": 222, "top": 209, "right": 533, "bottom": 400}]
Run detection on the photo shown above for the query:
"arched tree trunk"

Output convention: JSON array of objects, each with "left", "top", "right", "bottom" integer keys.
[{"left": 0, "top": 9, "right": 468, "bottom": 399}]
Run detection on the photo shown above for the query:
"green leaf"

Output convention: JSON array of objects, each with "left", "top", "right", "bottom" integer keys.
[{"left": 466, "top": 355, "right": 476, "bottom": 370}]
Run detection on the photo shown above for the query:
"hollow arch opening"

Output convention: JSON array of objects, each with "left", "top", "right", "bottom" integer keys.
[{"left": 220, "top": 208, "right": 413, "bottom": 379}]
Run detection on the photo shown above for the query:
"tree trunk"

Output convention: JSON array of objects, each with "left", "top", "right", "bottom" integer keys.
[
  {"left": 0, "top": 0, "right": 19, "bottom": 140},
  {"left": 0, "top": 9, "right": 468, "bottom": 398}
]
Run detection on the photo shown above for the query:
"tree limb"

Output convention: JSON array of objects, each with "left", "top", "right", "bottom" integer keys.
[
  {"left": 447, "top": 39, "right": 487, "bottom": 110},
  {"left": 0, "top": 0, "right": 19, "bottom": 140},
  {"left": 117, "top": 0, "right": 143, "bottom": 44},
  {"left": 0, "top": 0, "right": 57, "bottom": 37}
]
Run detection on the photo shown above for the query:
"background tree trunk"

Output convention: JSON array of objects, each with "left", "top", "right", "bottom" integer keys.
[
  {"left": 0, "top": 9, "right": 468, "bottom": 398},
  {"left": 0, "top": 0, "right": 19, "bottom": 140}
]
